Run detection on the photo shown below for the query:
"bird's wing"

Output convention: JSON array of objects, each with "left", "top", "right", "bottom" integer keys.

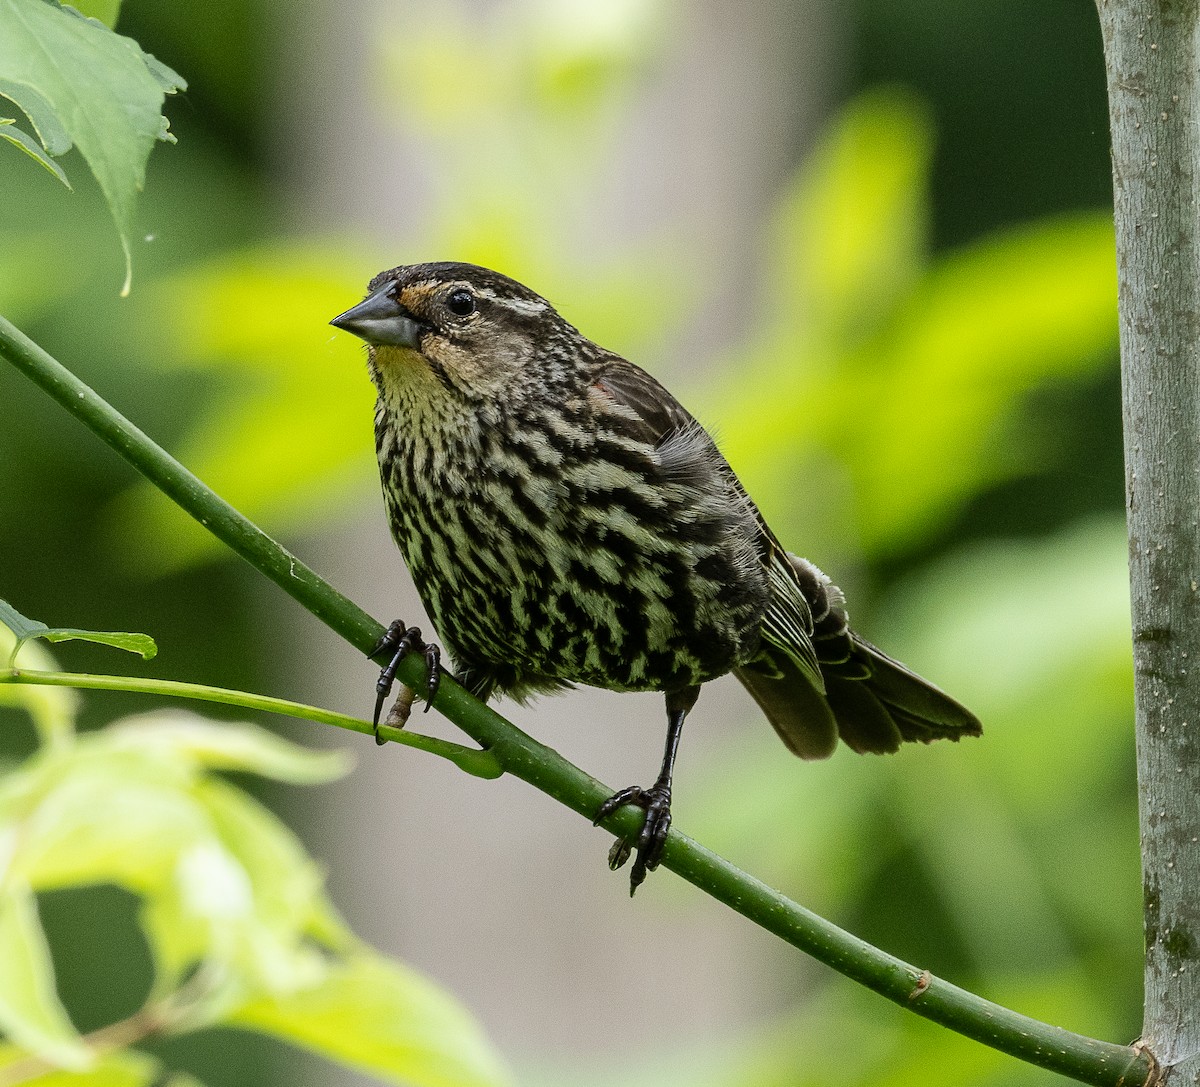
[
  {"left": 589, "top": 356, "right": 697, "bottom": 438},
  {"left": 591, "top": 358, "right": 824, "bottom": 691},
  {"left": 754, "top": 532, "right": 824, "bottom": 689}
]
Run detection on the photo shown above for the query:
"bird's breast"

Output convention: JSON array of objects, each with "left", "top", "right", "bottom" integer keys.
[{"left": 375, "top": 401, "right": 769, "bottom": 695}]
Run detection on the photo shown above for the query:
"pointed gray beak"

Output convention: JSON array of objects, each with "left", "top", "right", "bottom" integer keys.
[{"left": 330, "top": 286, "right": 424, "bottom": 348}]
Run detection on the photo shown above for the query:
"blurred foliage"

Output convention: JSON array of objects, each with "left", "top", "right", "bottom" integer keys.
[
  {"left": 0, "top": 620, "right": 512, "bottom": 1087},
  {"left": 694, "top": 88, "right": 1117, "bottom": 562},
  {"left": 853, "top": 0, "right": 1113, "bottom": 252},
  {"left": 108, "top": 245, "right": 378, "bottom": 573},
  {"left": 0, "top": 1, "right": 1137, "bottom": 1086},
  {"left": 0, "top": 0, "right": 185, "bottom": 294}
]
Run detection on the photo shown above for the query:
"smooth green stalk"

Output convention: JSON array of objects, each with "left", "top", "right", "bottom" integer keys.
[
  {"left": 0, "top": 667, "right": 503, "bottom": 779},
  {"left": 0, "top": 313, "right": 1155, "bottom": 1087}
]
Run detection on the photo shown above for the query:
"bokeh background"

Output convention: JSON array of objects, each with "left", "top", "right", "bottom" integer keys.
[{"left": 0, "top": 1, "right": 1140, "bottom": 1085}]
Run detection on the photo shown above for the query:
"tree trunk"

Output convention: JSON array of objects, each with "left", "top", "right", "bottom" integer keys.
[{"left": 1097, "top": 1, "right": 1200, "bottom": 1078}]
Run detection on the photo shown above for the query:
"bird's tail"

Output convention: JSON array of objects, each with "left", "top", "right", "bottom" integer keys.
[
  {"left": 734, "top": 548, "right": 982, "bottom": 759},
  {"left": 735, "top": 634, "right": 981, "bottom": 760}
]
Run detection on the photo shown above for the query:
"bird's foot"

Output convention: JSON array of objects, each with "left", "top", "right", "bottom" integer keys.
[
  {"left": 371, "top": 620, "right": 442, "bottom": 744},
  {"left": 593, "top": 782, "right": 672, "bottom": 895}
]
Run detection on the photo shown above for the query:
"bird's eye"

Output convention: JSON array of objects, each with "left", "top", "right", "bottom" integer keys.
[{"left": 446, "top": 288, "right": 476, "bottom": 317}]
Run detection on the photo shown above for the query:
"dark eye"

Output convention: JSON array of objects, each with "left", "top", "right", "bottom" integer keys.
[{"left": 446, "top": 288, "right": 476, "bottom": 317}]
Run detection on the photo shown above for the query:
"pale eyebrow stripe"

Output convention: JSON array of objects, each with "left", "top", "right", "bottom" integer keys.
[{"left": 471, "top": 287, "right": 550, "bottom": 316}]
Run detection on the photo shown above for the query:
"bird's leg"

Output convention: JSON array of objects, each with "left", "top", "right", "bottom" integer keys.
[
  {"left": 370, "top": 620, "right": 442, "bottom": 744},
  {"left": 594, "top": 684, "right": 700, "bottom": 894}
]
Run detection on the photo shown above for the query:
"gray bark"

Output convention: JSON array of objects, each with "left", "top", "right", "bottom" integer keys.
[{"left": 1098, "top": 0, "right": 1200, "bottom": 1077}]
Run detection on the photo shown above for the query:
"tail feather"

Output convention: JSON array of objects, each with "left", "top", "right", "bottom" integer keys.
[
  {"left": 736, "top": 632, "right": 981, "bottom": 760},
  {"left": 823, "top": 672, "right": 905, "bottom": 754},
  {"left": 735, "top": 656, "right": 839, "bottom": 759},
  {"left": 846, "top": 635, "right": 981, "bottom": 742},
  {"left": 738, "top": 541, "right": 980, "bottom": 758}
]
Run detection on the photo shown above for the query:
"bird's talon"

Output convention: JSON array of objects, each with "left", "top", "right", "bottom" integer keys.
[
  {"left": 422, "top": 643, "right": 442, "bottom": 710},
  {"left": 595, "top": 783, "right": 673, "bottom": 894},
  {"left": 592, "top": 785, "right": 640, "bottom": 826},
  {"left": 368, "top": 619, "right": 402, "bottom": 661},
  {"left": 370, "top": 621, "right": 442, "bottom": 743},
  {"left": 372, "top": 688, "right": 388, "bottom": 745},
  {"left": 639, "top": 810, "right": 671, "bottom": 871}
]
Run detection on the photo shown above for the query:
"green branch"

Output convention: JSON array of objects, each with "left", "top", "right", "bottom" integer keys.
[
  {"left": 0, "top": 313, "right": 1155, "bottom": 1087},
  {"left": 0, "top": 667, "right": 503, "bottom": 779}
]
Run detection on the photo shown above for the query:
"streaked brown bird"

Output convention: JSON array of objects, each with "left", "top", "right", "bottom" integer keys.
[{"left": 331, "top": 262, "right": 981, "bottom": 892}]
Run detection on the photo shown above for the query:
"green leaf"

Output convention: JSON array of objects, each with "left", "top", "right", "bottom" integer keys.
[
  {"left": 0, "top": 1050, "right": 163, "bottom": 1086},
  {"left": 0, "top": 598, "right": 157, "bottom": 662},
  {"left": 4, "top": 714, "right": 338, "bottom": 900},
  {"left": 35, "top": 629, "right": 157, "bottom": 659},
  {"left": 0, "top": 117, "right": 71, "bottom": 185},
  {"left": 0, "top": 598, "right": 49, "bottom": 643},
  {"left": 136, "top": 776, "right": 344, "bottom": 997},
  {"left": 0, "top": 79, "right": 71, "bottom": 155},
  {"left": 3, "top": 748, "right": 214, "bottom": 894},
  {"left": 0, "top": 0, "right": 185, "bottom": 293},
  {"left": 683, "top": 90, "right": 1120, "bottom": 559},
  {"left": 231, "top": 954, "right": 514, "bottom": 1087},
  {"left": 710, "top": 210, "right": 1118, "bottom": 557},
  {"left": 0, "top": 708, "right": 494, "bottom": 1086},
  {"left": 107, "top": 713, "right": 353, "bottom": 784},
  {"left": 0, "top": 710, "right": 352, "bottom": 1019},
  {"left": 0, "top": 1048, "right": 163, "bottom": 1086},
  {"left": 0, "top": 885, "right": 89, "bottom": 1069},
  {"left": 136, "top": 837, "right": 265, "bottom": 1004},
  {"left": 839, "top": 213, "right": 1118, "bottom": 553}
]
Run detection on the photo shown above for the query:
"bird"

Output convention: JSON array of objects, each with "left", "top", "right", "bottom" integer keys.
[{"left": 330, "top": 261, "right": 982, "bottom": 893}]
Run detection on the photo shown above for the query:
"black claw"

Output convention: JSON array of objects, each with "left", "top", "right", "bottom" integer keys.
[
  {"left": 422, "top": 643, "right": 441, "bottom": 712},
  {"left": 370, "top": 620, "right": 443, "bottom": 743},
  {"left": 594, "top": 783, "right": 673, "bottom": 895},
  {"left": 638, "top": 798, "right": 671, "bottom": 870},
  {"left": 593, "top": 786, "right": 642, "bottom": 826}
]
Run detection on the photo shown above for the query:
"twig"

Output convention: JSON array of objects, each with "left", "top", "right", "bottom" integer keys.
[{"left": 0, "top": 667, "right": 502, "bottom": 779}]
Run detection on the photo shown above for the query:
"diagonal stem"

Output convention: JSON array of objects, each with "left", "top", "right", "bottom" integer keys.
[{"left": 0, "top": 313, "right": 1156, "bottom": 1087}]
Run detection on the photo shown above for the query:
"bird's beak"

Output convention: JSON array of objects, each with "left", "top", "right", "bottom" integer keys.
[{"left": 330, "top": 287, "right": 423, "bottom": 348}]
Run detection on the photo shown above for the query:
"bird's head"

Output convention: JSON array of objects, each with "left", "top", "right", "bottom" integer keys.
[{"left": 331, "top": 262, "right": 573, "bottom": 401}]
